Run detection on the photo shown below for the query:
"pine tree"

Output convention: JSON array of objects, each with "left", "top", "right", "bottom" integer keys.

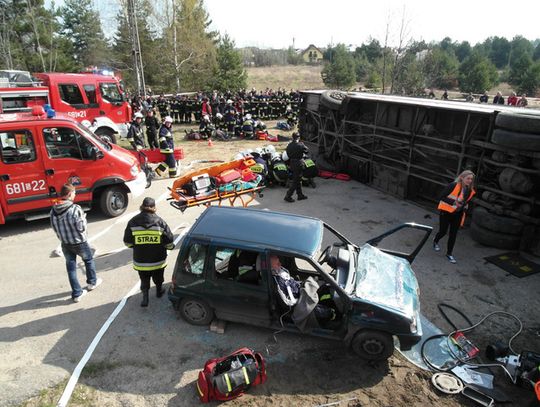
[
  {"left": 423, "top": 47, "right": 459, "bottom": 89},
  {"left": 321, "top": 44, "right": 356, "bottom": 89},
  {"left": 60, "top": 0, "right": 108, "bottom": 69},
  {"left": 459, "top": 52, "right": 498, "bottom": 93},
  {"left": 212, "top": 34, "right": 246, "bottom": 92},
  {"left": 518, "top": 61, "right": 540, "bottom": 96},
  {"left": 2, "top": 0, "right": 75, "bottom": 72},
  {"left": 156, "top": 0, "right": 217, "bottom": 92}
]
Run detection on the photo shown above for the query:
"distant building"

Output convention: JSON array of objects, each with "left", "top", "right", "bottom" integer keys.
[{"left": 301, "top": 44, "right": 324, "bottom": 64}]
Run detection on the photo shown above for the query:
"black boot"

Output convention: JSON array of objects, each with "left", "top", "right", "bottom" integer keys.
[
  {"left": 141, "top": 290, "right": 149, "bottom": 307},
  {"left": 156, "top": 284, "right": 164, "bottom": 298}
]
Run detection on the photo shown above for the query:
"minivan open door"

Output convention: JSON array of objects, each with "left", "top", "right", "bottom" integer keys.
[{"left": 365, "top": 223, "right": 433, "bottom": 264}]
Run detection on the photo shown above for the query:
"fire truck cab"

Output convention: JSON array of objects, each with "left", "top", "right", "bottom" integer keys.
[
  {"left": 0, "top": 107, "right": 146, "bottom": 224},
  {"left": 0, "top": 70, "right": 132, "bottom": 144}
]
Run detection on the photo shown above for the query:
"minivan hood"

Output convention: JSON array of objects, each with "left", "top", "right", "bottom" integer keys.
[{"left": 353, "top": 244, "right": 419, "bottom": 318}]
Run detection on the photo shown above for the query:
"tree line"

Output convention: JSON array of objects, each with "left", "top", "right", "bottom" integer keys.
[
  {"left": 0, "top": 0, "right": 246, "bottom": 94},
  {"left": 322, "top": 36, "right": 540, "bottom": 96}
]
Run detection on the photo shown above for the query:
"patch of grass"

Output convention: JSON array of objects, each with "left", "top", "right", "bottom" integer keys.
[
  {"left": 81, "top": 361, "right": 123, "bottom": 378},
  {"left": 246, "top": 65, "right": 325, "bottom": 90},
  {"left": 81, "top": 359, "right": 157, "bottom": 378},
  {"left": 18, "top": 379, "right": 96, "bottom": 407},
  {"left": 19, "top": 359, "right": 158, "bottom": 407}
]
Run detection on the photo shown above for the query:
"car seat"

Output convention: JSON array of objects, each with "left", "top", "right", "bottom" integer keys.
[{"left": 227, "top": 250, "right": 259, "bottom": 284}]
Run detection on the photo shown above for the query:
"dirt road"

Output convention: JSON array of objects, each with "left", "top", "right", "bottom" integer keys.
[{"left": 1, "top": 136, "right": 538, "bottom": 407}]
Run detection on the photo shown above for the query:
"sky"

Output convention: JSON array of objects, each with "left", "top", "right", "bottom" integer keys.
[
  {"left": 202, "top": 0, "right": 540, "bottom": 49},
  {"left": 46, "top": 0, "right": 540, "bottom": 49}
]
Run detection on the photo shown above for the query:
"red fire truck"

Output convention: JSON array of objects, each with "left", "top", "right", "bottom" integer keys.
[
  {"left": 0, "top": 70, "right": 132, "bottom": 144},
  {"left": 0, "top": 106, "right": 147, "bottom": 224}
]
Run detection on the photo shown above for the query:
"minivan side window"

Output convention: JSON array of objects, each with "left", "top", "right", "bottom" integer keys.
[
  {"left": 58, "top": 84, "right": 84, "bottom": 105},
  {"left": 214, "top": 247, "right": 261, "bottom": 285},
  {"left": 43, "top": 127, "right": 94, "bottom": 160},
  {"left": 0, "top": 130, "right": 36, "bottom": 164},
  {"left": 183, "top": 243, "right": 207, "bottom": 275},
  {"left": 99, "top": 83, "right": 123, "bottom": 103}
]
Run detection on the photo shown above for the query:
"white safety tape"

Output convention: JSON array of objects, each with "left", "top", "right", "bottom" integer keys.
[
  {"left": 53, "top": 190, "right": 171, "bottom": 257},
  {"left": 56, "top": 223, "right": 190, "bottom": 407}
]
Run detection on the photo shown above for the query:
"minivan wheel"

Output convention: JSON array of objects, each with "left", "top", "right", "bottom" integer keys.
[
  {"left": 179, "top": 297, "right": 214, "bottom": 326},
  {"left": 351, "top": 330, "right": 394, "bottom": 361},
  {"left": 99, "top": 186, "right": 128, "bottom": 217}
]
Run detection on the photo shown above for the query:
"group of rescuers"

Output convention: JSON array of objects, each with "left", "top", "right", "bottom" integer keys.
[{"left": 126, "top": 96, "right": 309, "bottom": 202}]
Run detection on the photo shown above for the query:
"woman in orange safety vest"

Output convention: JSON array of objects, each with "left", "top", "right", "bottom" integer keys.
[{"left": 433, "top": 170, "right": 476, "bottom": 264}]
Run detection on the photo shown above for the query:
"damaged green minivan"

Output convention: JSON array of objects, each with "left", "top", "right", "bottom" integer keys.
[{"left": 168, "top": 206, "right": 432, "bottom": 361}]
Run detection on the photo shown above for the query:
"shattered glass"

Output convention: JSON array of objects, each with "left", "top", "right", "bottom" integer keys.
[{"left": 354, "top": 244, "right": 419, "bottom": 318}]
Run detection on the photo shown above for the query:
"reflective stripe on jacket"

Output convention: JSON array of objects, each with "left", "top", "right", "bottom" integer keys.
[
  {"left": 437, "top": 182, "right": 476, "bottom": 213},
  {"left": 123, "top": 213, "right": 174, "bottom": 272},
  {"left": 438, "top": 182, "right": 476, "bottom": 226}
]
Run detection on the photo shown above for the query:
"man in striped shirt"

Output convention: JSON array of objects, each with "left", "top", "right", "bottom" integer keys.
[{"left": 50, "top": 183, "right": 102, "bottom": 302}]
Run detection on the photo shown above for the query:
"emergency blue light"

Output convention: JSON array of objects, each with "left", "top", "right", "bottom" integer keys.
[{"left": 46, "top": 109, "right": 56, "bottom": 118}]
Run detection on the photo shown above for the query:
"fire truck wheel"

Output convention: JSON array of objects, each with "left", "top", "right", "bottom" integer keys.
[
  {"left": 99, "top": 186, "right": 128, "bottom": 217},
  {"left": 95, "top": 128, "right": 117, "bottom": 144}
]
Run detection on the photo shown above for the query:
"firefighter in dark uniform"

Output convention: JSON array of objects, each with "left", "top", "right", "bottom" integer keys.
[
  {"left": 199, "top": 114, "right": 215, "bottom": 139},
  {"left": 223, "top": 99, "right": 237, "bottom": 138},
  {"left": 127, "top": 112, "right": 145, "bottom": 150},
  {"left": 155, "top": 116, "right": 177, "bottom": 178},
  {"left": 185, "top": 98, "right": 194, "bottom": 124},
  {"left": 241, "top": 114, "right": 255, "bottom": 139},
  {"left": 171, "top": 96, "right": 180, "bottom": 124},
  {"left": 123, "top": 197, "right": 174, "bottom": 307},
  {"left": 178, "top": 96, "right": 186, "bottom": 124},
  {"left": 284, "top": 133, "right": 309, "bottom": 202},
  {"left": 145, "top": 109, "right": 159, "bottom": 149},
  {"left": 286, "top": 105, "right": 297, "bottom": 127},
  {"left": 157, "top": 94, "right": 169, "bottom": 119}
]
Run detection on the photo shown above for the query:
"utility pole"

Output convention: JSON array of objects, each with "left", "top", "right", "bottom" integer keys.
[{"left": 126, "top": 0, "right": 146, "bottom": 97}]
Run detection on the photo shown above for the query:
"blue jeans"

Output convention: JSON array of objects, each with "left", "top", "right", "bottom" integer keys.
[{"left": 62, "top": 242, "right": 97, "bottom": 298}]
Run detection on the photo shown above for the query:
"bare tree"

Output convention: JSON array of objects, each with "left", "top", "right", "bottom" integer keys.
[
  {"left": 381, "top": 13, "right": 391, "bottom": 94},
  {"left": 390, "top": 5, "right": 412, "bottom": 94},
  {"left": 0, "top": 2, "right": 14, "bottom": 69},
  {"left": 25, "top": 0, "right": 46, "bottom": 72}
]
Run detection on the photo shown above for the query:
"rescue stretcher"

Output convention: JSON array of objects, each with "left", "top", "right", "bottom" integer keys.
[{"left": 169, "top": 159, "right": 264, "bottom": 212}]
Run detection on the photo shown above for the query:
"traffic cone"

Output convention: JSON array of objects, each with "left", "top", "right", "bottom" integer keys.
[{"left": 208, "top": 138, "right": 213, "bottom": 147}]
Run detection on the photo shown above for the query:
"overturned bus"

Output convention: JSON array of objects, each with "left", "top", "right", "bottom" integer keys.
[{"left": 299, "top": 91, "right": 540, "bottom": 256}]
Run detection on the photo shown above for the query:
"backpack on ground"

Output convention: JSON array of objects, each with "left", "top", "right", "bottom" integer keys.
[{"left": 196, "top": 347, "right": 267, "bottom": 403}]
